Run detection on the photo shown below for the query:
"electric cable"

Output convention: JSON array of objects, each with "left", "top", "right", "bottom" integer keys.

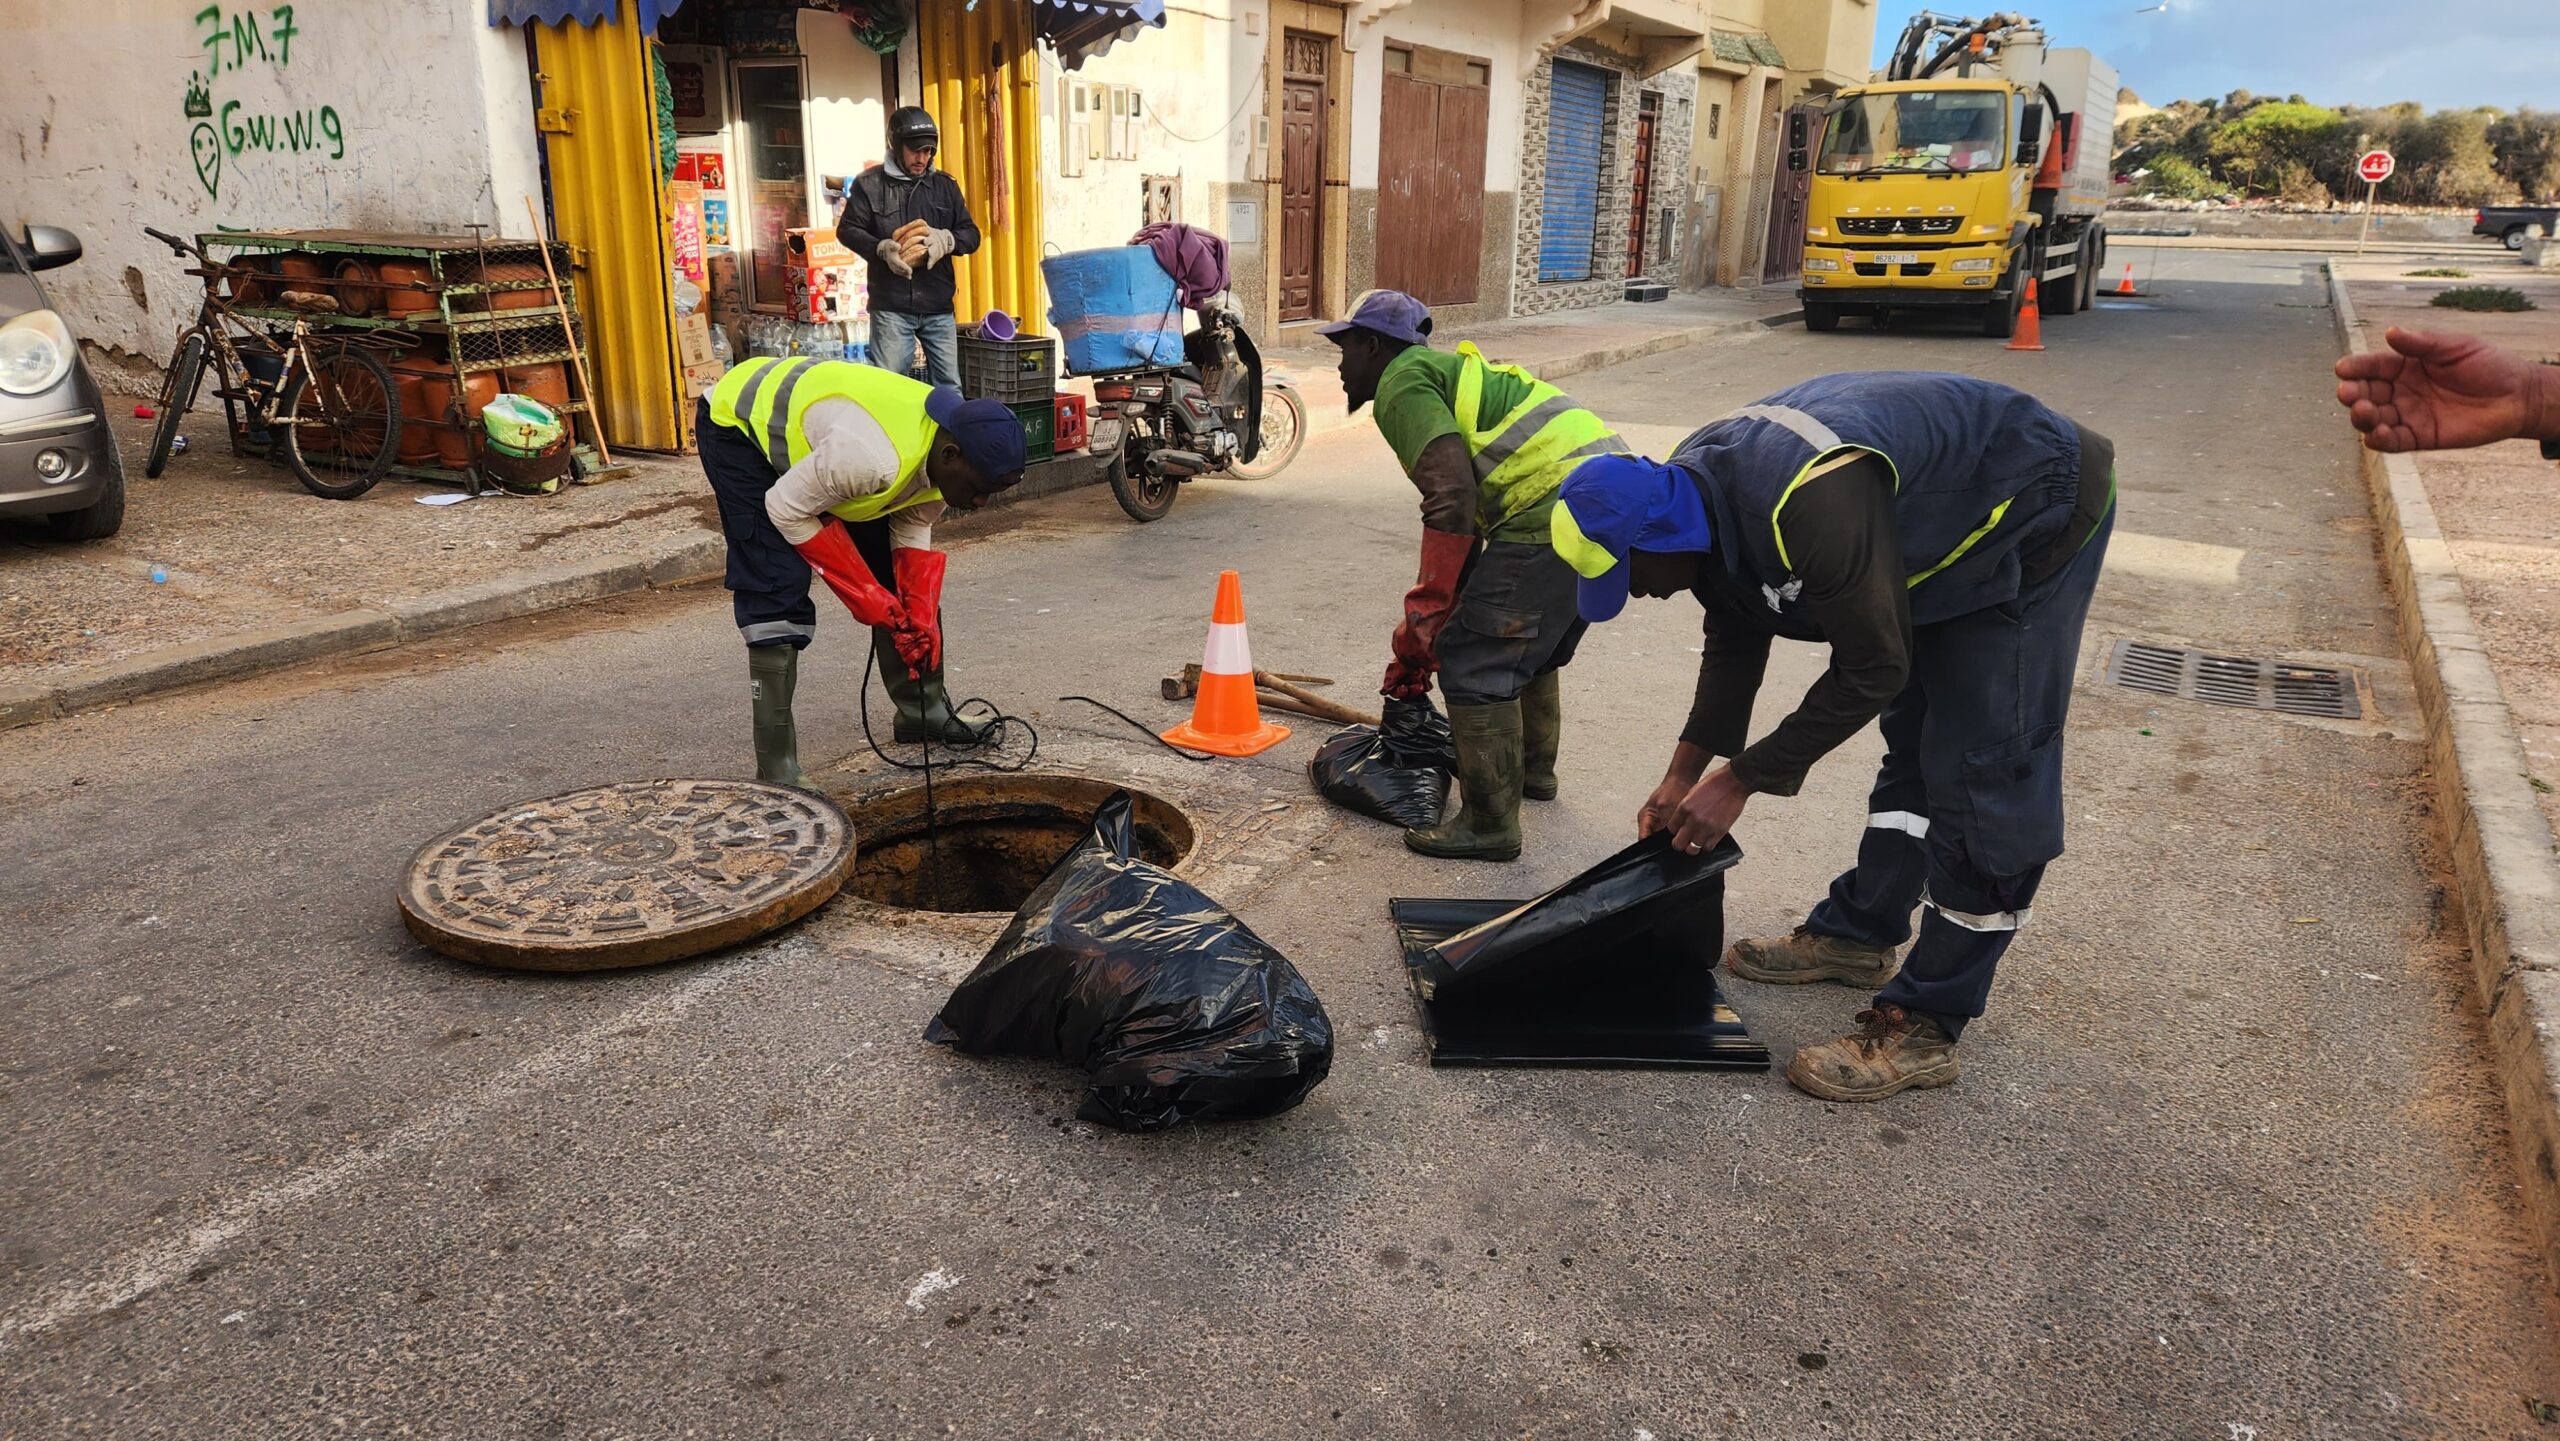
[{"left": 1057, "top": 696, "right": 1221, "bottom": 762}]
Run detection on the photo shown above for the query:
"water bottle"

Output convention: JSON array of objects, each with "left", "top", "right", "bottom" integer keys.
[{"left": 708, "top": 323, "right": 734, "bottom": 369}]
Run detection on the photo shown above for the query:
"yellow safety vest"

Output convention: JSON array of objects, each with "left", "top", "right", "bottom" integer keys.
[
  {"left": 707, "top": 357, "right": 943, "bottom": 522},
  {"left": 1450, "top": 341, "right": 1627, "bottom": 537}
]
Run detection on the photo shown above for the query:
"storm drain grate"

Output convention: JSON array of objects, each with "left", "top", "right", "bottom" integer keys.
[{"left": 2105, "top": 640, "right": 2362, "bottom": 719}]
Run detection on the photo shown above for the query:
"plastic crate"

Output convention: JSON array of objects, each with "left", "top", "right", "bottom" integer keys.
[
  {"left": 1053, "top": 392, "right": 1089, "bottom": 453},
  {"left": 959, "top": 333, "right": 1056, "bottom": 404},
  {"left": 1009, "top": 399, "right": 1055, "bottom": 463}
]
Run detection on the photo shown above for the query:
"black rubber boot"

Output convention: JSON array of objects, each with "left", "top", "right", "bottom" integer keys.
[
  {"left": 1521, "top": 670, "right": 1562, "bottom": 802},
  {"left": 873, "top": 627, "right": 994, "bottom": 746},
  {"left": 747, "top": 645, "right": 807, "bottom": 787},
  {"left": 1406, "top": 700, "right": 1524, "bottom": 862}
]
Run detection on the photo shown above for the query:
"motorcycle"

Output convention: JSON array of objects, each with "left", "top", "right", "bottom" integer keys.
[{"left": 1083, "top": 300, "right": 1307, "bottom": 522}]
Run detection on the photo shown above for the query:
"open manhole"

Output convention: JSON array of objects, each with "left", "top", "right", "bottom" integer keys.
[
  {"left": 2104, "top": 639, "right": 2363, "bottom": 719},
  {"left": 838, "top": 773, "right": 1196, "bottom": 914}
]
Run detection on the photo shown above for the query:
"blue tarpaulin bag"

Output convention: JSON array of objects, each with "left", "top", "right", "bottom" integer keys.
[{"left": 1043, "top": 246, "right": 1185, "bottom": 375}]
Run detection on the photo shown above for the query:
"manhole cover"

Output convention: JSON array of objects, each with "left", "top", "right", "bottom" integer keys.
[
  {"left": 2104, "top": 640, "right": 2362, "bottom": 719},
  {"left": 399, "top": 779, "right": 856, "bottom": 971},
  {"left": 836, "top": 773, "right": 1194, "bottom": 914}
]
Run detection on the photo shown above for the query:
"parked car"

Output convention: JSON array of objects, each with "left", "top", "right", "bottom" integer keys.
[
  {"left": 2476, "top": 204, "right": 2560, "bottom": 252},
  {"left": 0, "top": 224, "right": 122, "bottom": 540}
]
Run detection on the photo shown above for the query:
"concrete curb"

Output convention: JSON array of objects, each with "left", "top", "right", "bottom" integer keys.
[
  {"left": 5, "top": 306, "right": 1796, "bottom": 733},
  {"left": 2329, "top": 261, "right": 2560, "bottom": 1281},
  {"left": 5, "top": 533, "right": 730, "bottom": 733}
]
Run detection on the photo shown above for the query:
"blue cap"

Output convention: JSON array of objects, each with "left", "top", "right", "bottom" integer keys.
[
  {"left": 1316, "top": 289, "right": 1434, "bottom": 347},
  {"left": 926, "top": 385, "right": 1028, "bottom": 490},
  {"left": 1551, "top": 454, "right": 1713, "bottom": 623}
]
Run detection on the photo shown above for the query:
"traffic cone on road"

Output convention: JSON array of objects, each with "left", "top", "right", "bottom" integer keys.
[
  {"left": 2006, "top": 278, "right": 2046, "bottom": 353},
  {"left": 2114, "top": 263, "right": 2142, "bottom": 297},
  {"left": 1162, "top": 570, "right": 1291, "bottom": 758}
]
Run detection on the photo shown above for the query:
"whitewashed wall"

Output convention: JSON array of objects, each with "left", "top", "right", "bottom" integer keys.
[
  {"left": 1036, "top": 0, "right": 1261, "bottom": 264},
  {"left": 0, "top": 0, "right": 541, "bottom": 366}
]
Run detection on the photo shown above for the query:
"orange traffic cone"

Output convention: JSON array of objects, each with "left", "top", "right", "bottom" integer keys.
[
  {"left": 2006, "top": 277, "right": 2046, "bottom": 352},
  {"left": 1162, "top": 570, "right": 1291, "bottom": 757},
  {"left": 2114, "top": 263, "right": 2141, "bottom": 297}
]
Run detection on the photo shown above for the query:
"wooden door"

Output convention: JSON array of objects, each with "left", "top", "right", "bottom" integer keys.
[
  {"left": 1759, "top": 101, "right": 1828, "bottom": 284},
  {"left": 1377, "top": 68, "right": 1488, "bottom": 305},
  {"left": 1279, "top": 32, "right": 1328, "bottom": 322},
  {"left": 1626, "top": 93, "right": 1658, "bottom": 278}
]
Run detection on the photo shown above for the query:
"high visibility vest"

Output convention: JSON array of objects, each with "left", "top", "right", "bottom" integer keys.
[
  {"left": 1667, "top": 372, "right": 2091, "bottom": 633},
  {"left": 1449, "top": 341, "right": 1628, "bottom": 538},
  {"left": 707, "top": 356, "right": 943, "bottom": 522}
]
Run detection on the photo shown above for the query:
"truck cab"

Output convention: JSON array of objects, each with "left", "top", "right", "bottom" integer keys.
[{"left": 1799, "top": 17, "right": 2114, "bottom": 338}]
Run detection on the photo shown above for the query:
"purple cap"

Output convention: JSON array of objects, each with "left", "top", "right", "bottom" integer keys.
[
  {"left": 1316, "top": 289, "right": 1434, "bottom": 347},
  {"left": 926, "top": 385, "right": 1029, "bottom": 490}
]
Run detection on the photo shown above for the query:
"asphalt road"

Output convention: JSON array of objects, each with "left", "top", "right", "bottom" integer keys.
[{"left": 5, "top": 248, "right": 2555, "bottom": 1438}]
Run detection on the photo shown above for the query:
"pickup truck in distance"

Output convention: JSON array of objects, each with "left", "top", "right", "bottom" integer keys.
[{"left": 2476, "top": 204, "right": 2559, "bottom": 251}]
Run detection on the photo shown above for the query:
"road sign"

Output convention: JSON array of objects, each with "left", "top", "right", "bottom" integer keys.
[{"left": 2359, "top": 150, "right": 2396, "bottom": 184}]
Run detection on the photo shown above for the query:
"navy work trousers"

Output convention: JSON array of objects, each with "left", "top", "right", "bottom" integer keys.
[
  {"left": 697, "top": 399, "right": 893, "bottom": 650},
  {"left": 1803, "top": 505, "right": 2115, "bottom": 1037}
]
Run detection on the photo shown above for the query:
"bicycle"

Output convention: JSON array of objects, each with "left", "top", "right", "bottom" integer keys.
[{"left": 142, "top": 226, "right": 406, "bottom": 500}]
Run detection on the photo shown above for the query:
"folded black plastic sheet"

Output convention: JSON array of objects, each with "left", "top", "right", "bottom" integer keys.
[
  {"left": 1309, "top": 696, "right": 1455, "bottom": 829},
  {"left": 1387, "top": 833, "right": 1767, "bottom": 1070},
  {"left": 925, "top": 790, "right": 1334, "bottom": 1131}
]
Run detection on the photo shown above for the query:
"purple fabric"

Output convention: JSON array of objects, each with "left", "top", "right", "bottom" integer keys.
[{"left": 1131, "top": 223, "right": 1230, "bottom": 310}]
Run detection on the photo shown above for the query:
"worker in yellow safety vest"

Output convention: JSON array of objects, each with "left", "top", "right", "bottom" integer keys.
[
  {"left": 699, "top": 357, "right": 1027, "bottom": 786},
  {"left": 1322, "top": 289, "right": 1630, "bottom": 862}
]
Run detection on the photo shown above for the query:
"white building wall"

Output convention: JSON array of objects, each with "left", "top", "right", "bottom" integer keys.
[
  {"left": 1342, "top": 0, "right": 1527, "bottom": 193},
  {"left": 1037, "top": 0, "right": 1260, "bottom": 263},
  {"left": 0, "top": 0, "right": 542, "bottom": 367}
]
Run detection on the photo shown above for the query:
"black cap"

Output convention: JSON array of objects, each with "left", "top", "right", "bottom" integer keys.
[{"left": 890, "top": 106, "right": 939, "bottom": 148}]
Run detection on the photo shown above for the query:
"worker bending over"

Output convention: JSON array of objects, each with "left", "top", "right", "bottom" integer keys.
[
  {"left": 1323, "top": 289, "right": 1628, "bottom": 862},
  {"left": 699, "top": 356, "right": 1027, "bottom": 786},
  {"left": 1553, "top": 373, "right": 2113, "bottom": 1101}
]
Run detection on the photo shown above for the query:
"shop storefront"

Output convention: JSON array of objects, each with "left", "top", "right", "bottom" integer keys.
[{"left": 489, "top": 0, "right": 1163, "bottom": 453}]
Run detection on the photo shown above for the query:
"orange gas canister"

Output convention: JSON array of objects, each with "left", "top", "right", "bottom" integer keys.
[{"left": 1053, "top": 393, "right": 1089, "bottom": 454}]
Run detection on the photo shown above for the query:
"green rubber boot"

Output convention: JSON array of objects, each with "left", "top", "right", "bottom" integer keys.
[
  {"left": 1406, "top": 699, "right": 1524, "bottom": 862},
  {"left": 873, "top": 627, "right": 995, "bottom": 746},
  {"left": 1521, "top": 670, "right": 1562, "bottom": 802},
  {"left": 747, "top": 645, "right": 807, "bottom": 788}
]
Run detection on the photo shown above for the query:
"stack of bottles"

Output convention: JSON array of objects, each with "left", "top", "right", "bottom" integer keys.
[{"left": 742, "top": 314, "right": 872, "bottom": 366}]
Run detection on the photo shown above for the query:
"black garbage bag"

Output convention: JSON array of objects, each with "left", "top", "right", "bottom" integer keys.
[
  {"left": 1309, "top": 696, "right": 1455, "bottom": 828},
  {"left": 924, "top": 791, "right": 1334, "bottom": 1131},
  {"left": 1387, "top": 833, "right": 1766, "bottom": 1069}
]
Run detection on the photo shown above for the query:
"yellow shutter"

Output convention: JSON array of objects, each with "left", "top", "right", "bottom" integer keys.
[
  {"left": 532, "top": 2, "right": 684, "bottom": 451},
  {"left": 918, "top": 0, "right": 1047, "bottom": 334}
]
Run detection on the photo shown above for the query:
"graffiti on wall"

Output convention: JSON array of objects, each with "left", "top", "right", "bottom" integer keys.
[{"left": 182, "top": 4, "right": 344, "bottom": 200}]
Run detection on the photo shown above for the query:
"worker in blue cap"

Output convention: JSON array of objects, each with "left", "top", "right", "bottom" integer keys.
[
  {"left": 1550, "top": 372, "right": 2115, "bottom": 1101},
  {"left": 700, "top": 356, "right": 1028, "bottom": 787},
  {"left": 1321, "top": 289, "right": 1629, "bottom": 862}
]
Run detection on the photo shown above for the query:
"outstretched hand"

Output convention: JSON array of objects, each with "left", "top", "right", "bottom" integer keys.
[{"left": 2334, "top": 328, "right": 2547, "bottom": 453}]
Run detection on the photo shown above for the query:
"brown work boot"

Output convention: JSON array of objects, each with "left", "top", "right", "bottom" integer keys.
[
  {"left": 1724, "top": 925, "right": 1900, "bottom": 986},
  {"left": 1784, "top": 1005, "right": 1960, "bottom": 1102}
]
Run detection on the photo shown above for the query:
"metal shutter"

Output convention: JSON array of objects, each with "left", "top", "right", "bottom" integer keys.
[{"left": 1540, "top": 60, "right": 1608, "bottom": 283}]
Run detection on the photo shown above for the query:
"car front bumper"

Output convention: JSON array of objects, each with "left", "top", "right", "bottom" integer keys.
[{"left": 0, "top": 405, "right": 115, "bottom": 518}]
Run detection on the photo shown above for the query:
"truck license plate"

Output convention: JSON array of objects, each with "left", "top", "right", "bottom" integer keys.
[{"left": 1874, "top": 251, "right": 1920, "bottom": 265}]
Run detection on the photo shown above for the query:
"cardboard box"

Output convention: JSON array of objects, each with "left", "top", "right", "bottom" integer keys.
[
  {"left": 786, "top": 227, "right": 858, "bottom": 269},
  {"left": 676, "top": 312, "right": 717, "bottom": 367},
  {"left": 784, "top": 263, "right": 866, "bottom": 324},
  {"left": 683, "top": 359, "right": 727, "bottom": 399}
]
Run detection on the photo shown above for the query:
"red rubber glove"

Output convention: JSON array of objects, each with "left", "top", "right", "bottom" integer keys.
[
  {"left": 890, "top": 546, "right": 945, "bottom": 676},
  {"left": 791, "top": 519, "right": 908, "bottom": 632},
  {"left": 1383, "top": 527, "right": 1475, "bottom": 699}
]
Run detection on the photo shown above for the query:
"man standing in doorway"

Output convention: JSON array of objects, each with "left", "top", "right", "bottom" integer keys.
[{"left": 839, "top": 106, "right": 979, "bottom": 388}]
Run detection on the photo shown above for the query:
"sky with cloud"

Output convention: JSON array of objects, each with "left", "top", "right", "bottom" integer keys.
[{"left": 1870, "top": 0, "right": 2560, "bottom": 112}]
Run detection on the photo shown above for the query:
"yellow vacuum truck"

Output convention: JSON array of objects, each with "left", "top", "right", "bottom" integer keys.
[{"left": 1799, "top": 12, "right": 2117, "bottom": 337}]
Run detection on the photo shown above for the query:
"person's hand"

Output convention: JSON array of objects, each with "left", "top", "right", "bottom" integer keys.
[
  {"left": 875, "top": 238, "right": 915, "bottom": 280},
  {"left": 1381, "top": 656, "right": 1434, "bottom": 701},
  {"left": 1637, "top": 771, "right": 1693, "bottom": 839},
  {"left": 2335, "top": 328, "right": 2549, "bottom": 453},
  {"left": 889, "top": 617, "right": 935, "bottom": 679},
  {"left": 1665, "top": 764, "right": 1750, "bottom": 856},
  {"left": 923, "top": 226, "right": 958, "bottom": 266}
]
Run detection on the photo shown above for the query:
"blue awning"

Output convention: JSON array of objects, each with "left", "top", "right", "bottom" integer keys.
[
  {"left": 488, "top": 0, "right": 686, "bottom": 31},
  {"left": 1035, "top": 0, "right": 1166, "bottom": 71}
]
